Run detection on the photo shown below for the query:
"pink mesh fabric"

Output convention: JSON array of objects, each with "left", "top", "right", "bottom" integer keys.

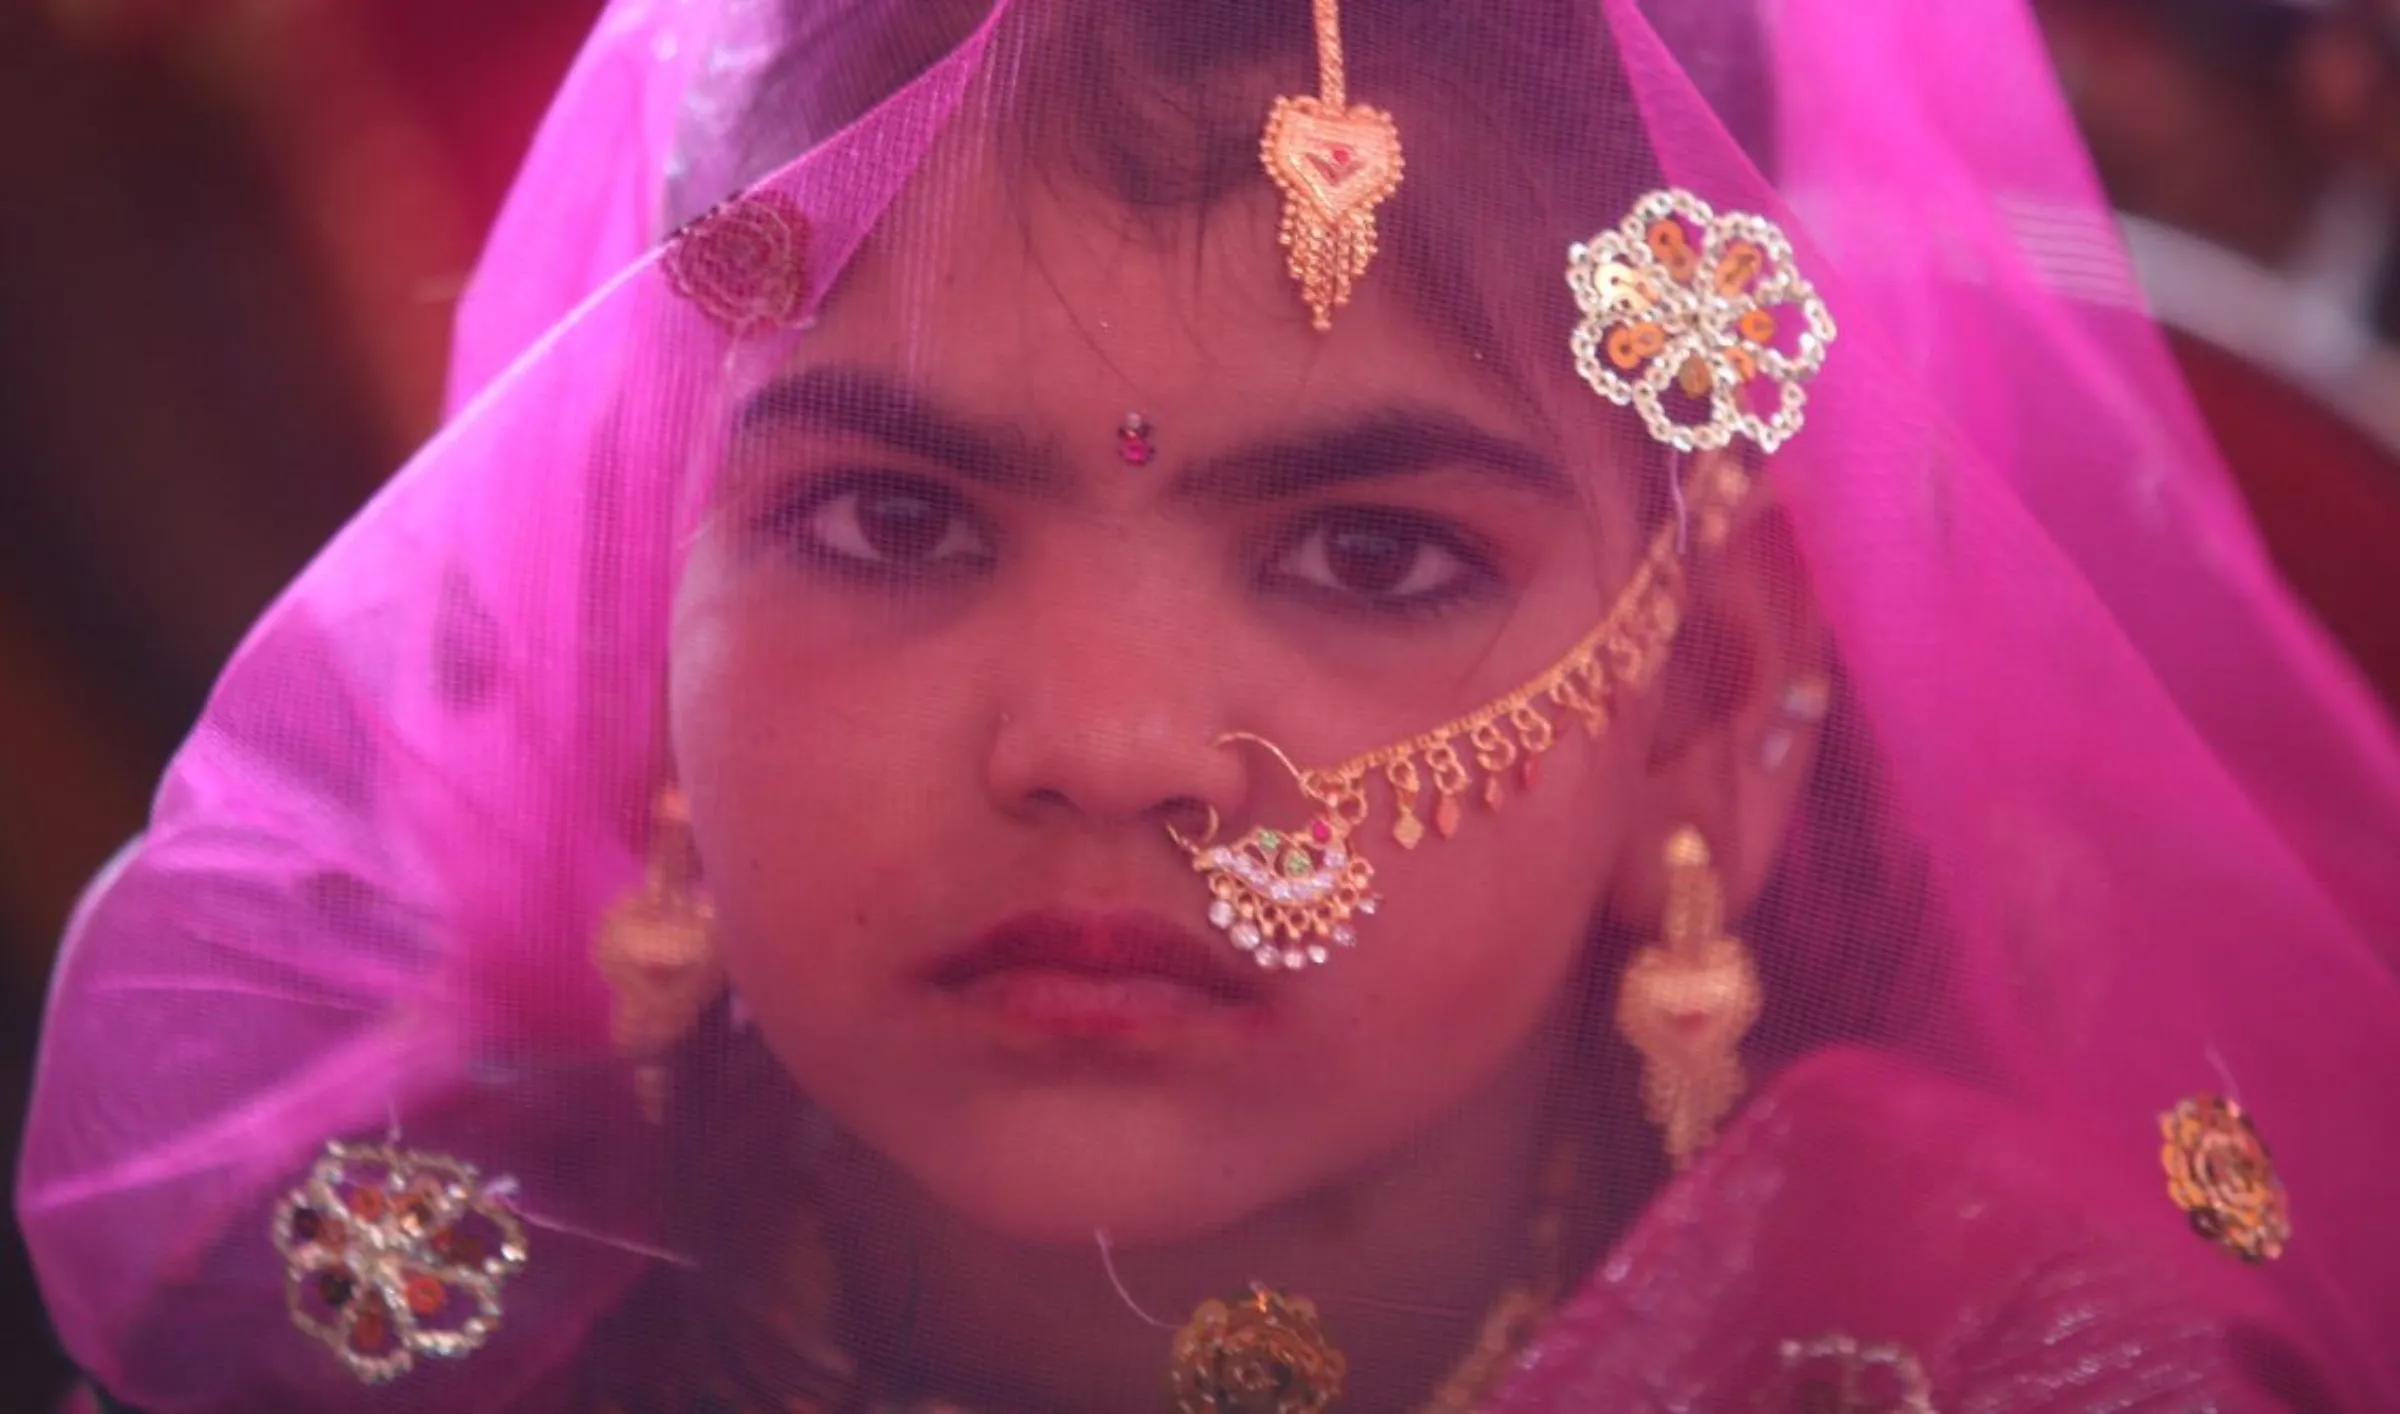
[{"left": 20, "top": 1, "right": 2400, "bottom": 1410}]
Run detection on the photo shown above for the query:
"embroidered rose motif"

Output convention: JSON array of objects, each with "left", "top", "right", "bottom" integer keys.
[
  {"left": 662, "top": 189, "right": 812, "bottom": 334},
  {"left": 2161, "top": 1094, "right": 2291, "bottom": 1263},
  {"left": 273, "top": 1140, "right": 527, "bottom": 1383},
  {"left": 1568, "top": 187, "right": 1836, "bottom": 454},
  {"left": 1169, "top": 1284, "right": 1347, "bottom": 1414}
]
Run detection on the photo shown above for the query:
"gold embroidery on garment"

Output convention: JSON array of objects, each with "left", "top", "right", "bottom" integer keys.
[
  {"left": 1169, "top": 1285, "right": 1348, "bottom": 1414},
  {"left": 272, "top": 1140, "right": 529, "bottom": 1384},
  {"left": 1172, "top": 1143, "right": 1581, "bottom": 1414},
  {"left": 2161, "top": 1093, "right": 2291, "bottom": 1263}
]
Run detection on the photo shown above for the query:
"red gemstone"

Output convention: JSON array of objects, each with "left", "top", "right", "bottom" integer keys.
[
  {"left": 347, "top": 1188, "right": 387, "bottom": 1221},
  {"left": 432, "top": 1225, "right": 488, "bottom": 1266},
  {"left": 404, "top": 1273, "right": 447, "bottom": 1317},
  {"left": 1310, "top": 819, "right": 1332, "bottom": 844},
  {"left": 1330, "top": 146, "right": 1353, "bottom": 164},
  {"left": 350, "top": 1306, "right": 392, "bottom": 1353}
]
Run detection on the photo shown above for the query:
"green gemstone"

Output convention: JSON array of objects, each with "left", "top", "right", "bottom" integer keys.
[
  {"left": 1257, "top": 830, "right": 1284, "bottom": 852},
  {"left": 1282, "top": 851, "right": 1312, "bottom": 878}
]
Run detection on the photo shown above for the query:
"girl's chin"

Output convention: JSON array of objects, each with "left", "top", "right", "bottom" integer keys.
[{"left": 903, "top": 1148, "right": 1290, "bottom": 1251}]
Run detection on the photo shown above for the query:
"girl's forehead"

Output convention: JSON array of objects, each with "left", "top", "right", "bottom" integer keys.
[{"left": 801, "top": 159, "right": 1588, "bottom": 469}]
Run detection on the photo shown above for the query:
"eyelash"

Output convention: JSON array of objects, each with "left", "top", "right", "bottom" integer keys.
[
  {"left": 1258, "top": 507, "right": 1503, "bottom": 619},
  {"left": 757, "top": 473, "right": 1502, "bottom": 617},
  {"left": 758, "top": 471, "right": 997, "bottom": 584}
]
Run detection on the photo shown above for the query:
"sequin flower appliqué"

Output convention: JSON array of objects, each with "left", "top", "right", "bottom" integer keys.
[
  {"left": 1170, "top": 1283, "right": 1348, "bottom": 1414},
  {"left": 1569, "top": 188, "right": 1836, "bottom": 453},
  {"left": 2161, "top": 1094, "right": 2291, "bottom": 1263},
  {"left": 273, "top": 1140, "right": 529, "bottom": 1382}
]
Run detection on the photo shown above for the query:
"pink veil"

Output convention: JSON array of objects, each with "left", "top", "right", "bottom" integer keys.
[{"left": 20, "top": 0, "right": 2400, "bottom": 1408}]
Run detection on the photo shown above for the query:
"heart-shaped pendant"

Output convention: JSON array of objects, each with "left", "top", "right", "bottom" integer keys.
[
  {"left": 1618, "top": 938, "right": 1761, "bottom": 1063},
  {"left": 1616, "top": 829, "right": 1763, "bottom": 1168},
  {"left": 1261, "top": 95, "right": 1405, "bottom": 330}
]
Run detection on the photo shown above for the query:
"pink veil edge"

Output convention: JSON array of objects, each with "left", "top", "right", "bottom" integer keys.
[
  {"left": 15, "top": 4, "right": 1011, "bottom": 1405},
  {"left": 1766, "top": 0, "right": 2400, "bottom": 937},
  {"left": 12, "top": 0, "right": 2400, "bottom": 1406},
  {"left": 1604, "top": 0, "right": 2400, "bottom": 1397}
]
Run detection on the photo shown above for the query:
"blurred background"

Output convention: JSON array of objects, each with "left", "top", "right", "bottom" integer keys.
[{"left": 0, "top": 0, "right": 2392, "bottom": 1401}]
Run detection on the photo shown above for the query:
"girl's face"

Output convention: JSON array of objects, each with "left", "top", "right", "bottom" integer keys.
[{"left": 670, "top": 153, "right": 1659, "bottom": 1248}]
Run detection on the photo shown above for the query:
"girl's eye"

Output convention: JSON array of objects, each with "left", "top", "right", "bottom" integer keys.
[
  {"left": 771, "top": 476, "right": 993, "bottom": 575},
  {"left": 1268, "top": 509, "right": 1495, "bottom": 611}
]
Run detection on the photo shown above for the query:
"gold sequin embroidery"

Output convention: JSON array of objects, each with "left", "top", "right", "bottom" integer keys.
[{"left": 2161, "top": 1093, "right": 2291, "bottom": 1263}]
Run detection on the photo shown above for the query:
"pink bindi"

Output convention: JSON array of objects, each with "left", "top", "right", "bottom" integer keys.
[{"left": 1118, "top": 413, "right": 1155, "bottom": 466}]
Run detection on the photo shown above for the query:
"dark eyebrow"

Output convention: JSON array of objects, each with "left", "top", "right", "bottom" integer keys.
[
  {"left": 735, "top": 364, "right": 1055, "bottom": 493},
  {"left": 1174, "top": 407, "right": 1575, "bottom": 505},
  {"left": 738, "top": 366, "right": 1571, "bottom": 506}
]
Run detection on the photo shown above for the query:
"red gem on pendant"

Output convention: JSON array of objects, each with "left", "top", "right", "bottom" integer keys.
[{"left": 1310, "top": 819, "right": 1333, "bottom": 844}]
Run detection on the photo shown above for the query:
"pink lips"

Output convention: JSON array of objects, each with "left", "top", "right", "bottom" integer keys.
[{"left": 925, "top": 909, "right": 1265, "bottom": 1036}]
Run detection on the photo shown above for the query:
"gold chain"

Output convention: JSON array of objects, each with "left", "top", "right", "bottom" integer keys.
[
  {"left": 1313, "top": 0, "right": 1347, "bottom": 107},
  {"left": 1297, "top": 459, "right": 1749, "bottom": 849}
]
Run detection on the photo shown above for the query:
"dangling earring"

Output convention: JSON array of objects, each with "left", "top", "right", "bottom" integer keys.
[
  {"left": 1616, "top": 828, "right": 1762, "bottom": 1168},
  {"left": 596, "top": 783, "right": 723, "bottom": 1123}
]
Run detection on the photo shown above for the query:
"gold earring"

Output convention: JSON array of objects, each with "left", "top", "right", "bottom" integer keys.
[
  {"left": 596, "top": 783, "right": 723, "bottom": 1122},
  {"left": 1616, "top": 828, "right": 1762, "bottom": 1168}
]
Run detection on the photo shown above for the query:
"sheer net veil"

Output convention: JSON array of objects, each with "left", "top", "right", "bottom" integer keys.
[{"left": 20, "top": 1, "right": 2400, "bottom": 1410}]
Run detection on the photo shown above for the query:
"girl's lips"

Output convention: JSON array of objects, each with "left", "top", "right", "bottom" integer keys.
[{"left": 925, "top": 908, "right": 1267, "bottom": 1036}]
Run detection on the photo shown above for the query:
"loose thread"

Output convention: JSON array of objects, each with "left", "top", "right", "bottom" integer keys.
[
  {"left": 2205, "top": 1043, "right": 2245, "bottom": 1105},
  {"left": 516, "top": 1209, "right": 699, "bottom": 1268},
  {"left": 1094, "top": 1231, "right": 1177, "bottom": 1330},
  {"left": 1669, "top": 450, "right": 1692, "bottom": 556},
  {"left": 1094, "top": 1233, "right": 1477, "bottom": 1325}
]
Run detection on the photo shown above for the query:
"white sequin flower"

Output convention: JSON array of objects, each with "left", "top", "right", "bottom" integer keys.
[{"left": 1569, "top": 188, "right": 1837, "bottom": 454}]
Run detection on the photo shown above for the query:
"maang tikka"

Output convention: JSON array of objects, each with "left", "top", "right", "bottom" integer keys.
[{"left": 1261, "top": 0, "right": 1404, "bottom": 330}]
